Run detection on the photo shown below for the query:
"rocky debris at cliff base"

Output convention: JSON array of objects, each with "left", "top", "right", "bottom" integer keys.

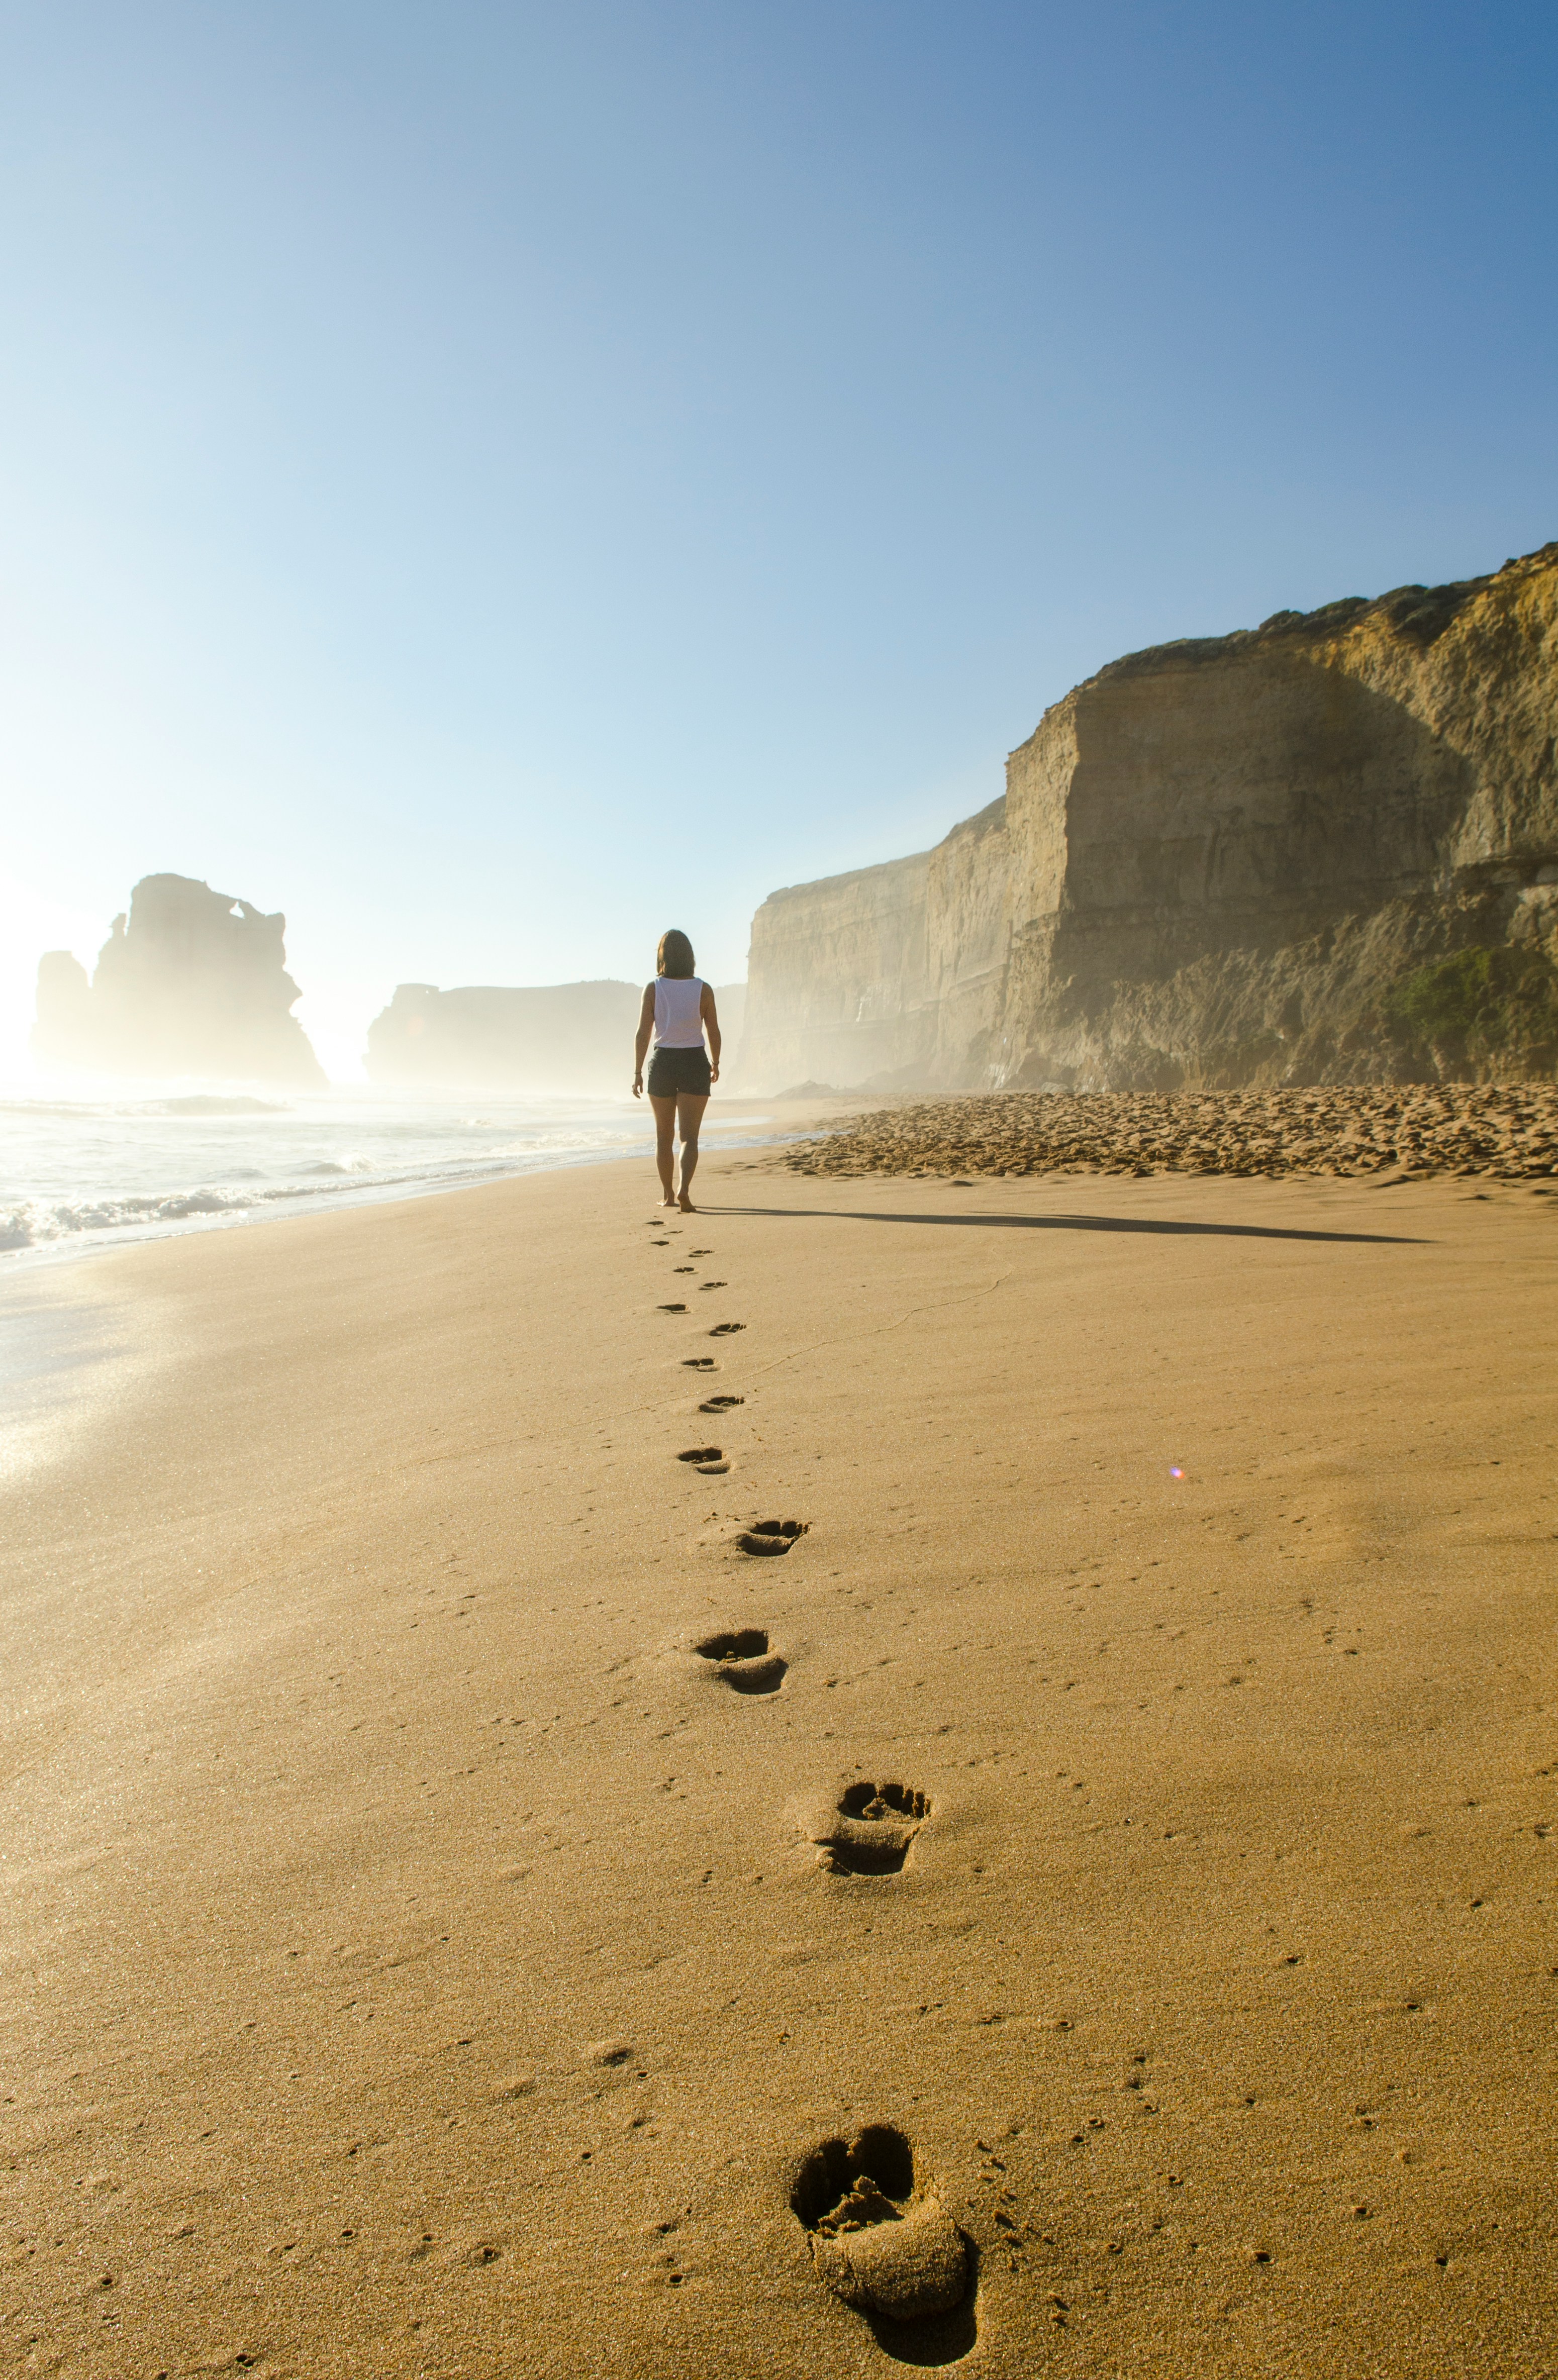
[{"left": 777, "top": 1085, "right": 1558, "bottom": 1183}]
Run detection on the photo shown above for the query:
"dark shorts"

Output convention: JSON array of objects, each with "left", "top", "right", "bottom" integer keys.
[{"left": 647, "top": 1045, "right": 712, "bottom": 1099}]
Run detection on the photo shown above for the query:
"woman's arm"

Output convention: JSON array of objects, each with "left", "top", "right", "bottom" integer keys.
[
  {"left": 701, "top": 983, "right": 721, "bottom": 1083},
  {"left": 632, "top": 984, "right": 655, "bottom": 1097}
]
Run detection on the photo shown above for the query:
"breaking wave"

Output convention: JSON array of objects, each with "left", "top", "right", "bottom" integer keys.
[
  {"left": 0, "top": 1090, "right": 774, "bottom": 1267},
  {"left": 2, "top": 1185, "right": 266, "bottom": 1250},
  {"left": 1, "top": 1087, "right": 778, "bottom": 1268}
]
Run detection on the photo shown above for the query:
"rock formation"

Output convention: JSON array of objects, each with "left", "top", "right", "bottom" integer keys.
[
  {"left": 365, "top": 981, "right": 744, "bottom": 1092},
  {"left": 740, "top": 543, "right": 1558, "bottom": 1091},
  {"left": 367, "top": 980, "right": 641, "bottom": 1092},
  {"left": 32, "top": 874, "right": 325, "bottom": 1084}
]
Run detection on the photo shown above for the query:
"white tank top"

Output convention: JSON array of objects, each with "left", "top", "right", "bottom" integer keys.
[{"left": 653, "top": 975, "right": 706, "bottom": 1048}]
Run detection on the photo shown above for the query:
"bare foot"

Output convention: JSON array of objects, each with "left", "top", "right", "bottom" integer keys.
[
  {"left": 678, "top": 1194, "right": 697, "bottom": 1213},
  {"left": 660, "top": 1196, "right": 677, "bottom": 1209}
]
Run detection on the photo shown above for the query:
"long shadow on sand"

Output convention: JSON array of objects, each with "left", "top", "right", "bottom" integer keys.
[{"left": 707, "top": 1205, "right": 1426, "bottom": 1247}]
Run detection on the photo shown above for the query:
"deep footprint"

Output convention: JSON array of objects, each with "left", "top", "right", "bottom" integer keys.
[
  {"left": 681, "top": 1357, "right": 717, "bottom": 1370},
  {"left": 677, "top": 1445, "right": 723, "bottom": 1464},
  {"left": 699, "top": 1394, "right": 744, "bottom": 1413},
  {"left": 737, "top": 1519, "right": 807, "bottom": 1557},
  {"left": 811, "top": 1781, "right": 930, "bottom": 1875},
  {"left": 695, "top": 1628, "right": 786, "bottom": 1694},
  {"left": 658, "top": 1302, "right": 688, "bottom": 1314},
  {"left": 697, "top": 1280, "right": 727, "bottom": 1290},
  {"left": 789, "top": 2126, "right": 970, "bottom": 2329},
  {"left": 709, "top": 1321, "right": 745, "bottom": 1337}
]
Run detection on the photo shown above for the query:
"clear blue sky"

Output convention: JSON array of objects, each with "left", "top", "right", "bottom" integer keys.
[{"left": 2, "top": 0, "right": 1554, "bottom": 1075}]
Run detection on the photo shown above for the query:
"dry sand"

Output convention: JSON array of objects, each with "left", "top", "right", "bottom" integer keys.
[{"left": 3, "top": 1147, "right": 1556, "bottom": 2376}]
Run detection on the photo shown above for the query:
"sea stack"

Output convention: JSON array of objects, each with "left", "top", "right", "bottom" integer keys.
[
  {"left": 32, "top": 873, "right": 325, "bottom": 1085},
  {"left": 365, "top": 980, "right": 747, "bottom": 1091},
  {"left": 365, "top": 979, "right": 643, "bottom": 1092}
]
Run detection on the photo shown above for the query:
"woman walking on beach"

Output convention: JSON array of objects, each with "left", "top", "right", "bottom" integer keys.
[{"left": 632, "top": 930, "right": 721, "bottom": 1212}]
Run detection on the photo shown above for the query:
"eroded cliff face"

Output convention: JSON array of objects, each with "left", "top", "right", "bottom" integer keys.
[
  {"left": 738, "top": 853, "right": 931, "bottom": 1088},
  {"left": 739, "top": 543, "right": 1558, "bottom": 1091},
  {"left": 32, "top": 875, "right": 324, "bottom": 1084}
]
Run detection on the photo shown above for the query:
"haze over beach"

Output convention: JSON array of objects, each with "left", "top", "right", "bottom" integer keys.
[{"left": 3, "top": 6, "right": 1557, "bottom": 2375}]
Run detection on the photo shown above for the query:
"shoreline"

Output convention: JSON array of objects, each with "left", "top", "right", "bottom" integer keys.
[
  {"left": 4, "top": 1149, "right": 1555, "bottom": 2373},
  {"left": 0, "top": 1092, "right": 806, "bottom": 1281}
]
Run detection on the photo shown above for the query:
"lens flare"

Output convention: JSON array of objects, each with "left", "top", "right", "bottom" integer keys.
[{"left": 1169, "top": 1465, "right": 1184, "bottom": 1479}]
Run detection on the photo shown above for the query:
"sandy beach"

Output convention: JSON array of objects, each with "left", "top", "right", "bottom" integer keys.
[{"left": 3, "top": 1145, "right": 1556, "bottom": 2376}]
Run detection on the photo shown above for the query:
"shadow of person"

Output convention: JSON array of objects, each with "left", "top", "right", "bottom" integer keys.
[{"left": 705, "top": 1203, "right": 1425, "bottom": 1248}]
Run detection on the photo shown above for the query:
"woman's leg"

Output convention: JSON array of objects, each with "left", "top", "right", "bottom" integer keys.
[
  {"left": 674, "top": 1092, "right": 710, "bottom": 1209},
  {"left": 648, "top": 1094, "right": 678, "bottom": 1205}
]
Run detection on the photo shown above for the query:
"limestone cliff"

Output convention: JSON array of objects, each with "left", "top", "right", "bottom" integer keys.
[
  {"left": 366, "top": 980, "right": 746, "bottom": 1092},
  {"left": 32, "top": 874, "right": 324, "bottom": 1084},
  {"left": 738, "top": 854, "right": 931, "bottom": 1090},
  {"left": 739, "top": 543, "right": 1558, "bottom": 1091}
]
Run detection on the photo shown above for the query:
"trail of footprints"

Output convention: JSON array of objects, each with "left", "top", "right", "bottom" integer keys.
[{"left": 641, "top": 1211, "right": 965, "bottom": 2346}]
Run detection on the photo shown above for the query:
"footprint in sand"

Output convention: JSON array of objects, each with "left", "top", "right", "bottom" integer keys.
[
  {"left": 673, "top": 1265, "right": 696, "bottom": 1274},
  {"left": 658, "top": 1302, "right": 688, "bottom": 1314},
  {"left": 677, "top": 1445, "right": 730, "bottom": 1474},
  {"left": 709, "top": 1321, "right": 745, "bottom": 1337},
  {"left": 699, "top": 1394, "right": 744, "bottom": 1413},
  {"left": 807, "top": 1781, "right": 930, "bottom": 1875},
  {"left": 789, "top": 2125, "right": 970, "bottom": 2327},
  {"left": 695, "top": 1627, "right": 786, "bottom": 1694},
  {"left": 737, "top": 1518, "right": 807, "bottom": 1557},
  {"left": 697, "top": 1280, "right": 727, "bottom": 1291},
  {"left": 688, "top": 1247, "right": 713, "bottom": 1255},
  {"left": 682, "top": 1357, "right": 717, "bottom": 1370}
]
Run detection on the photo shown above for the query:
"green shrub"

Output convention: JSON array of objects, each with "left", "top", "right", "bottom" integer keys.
[{"left": 1385, "top": 944, "right": 1558, "bottom": 1063}]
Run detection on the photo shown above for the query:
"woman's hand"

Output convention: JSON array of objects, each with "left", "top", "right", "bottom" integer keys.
[
  {"left": 710, "top": 1063, "right": 720, "bottom": 1084},
  {"left": 632, "top": 1073, "right": 643, "bottom": 1099}
]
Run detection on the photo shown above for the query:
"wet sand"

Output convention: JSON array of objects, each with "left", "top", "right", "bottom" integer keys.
[{"left": 3, "top": 1151, "right": 1555, "bottom": 2375}]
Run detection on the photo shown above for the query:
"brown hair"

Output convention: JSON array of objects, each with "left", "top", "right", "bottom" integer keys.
[{"left": 657, "top": 929, "right": 696, "bottom": 979}]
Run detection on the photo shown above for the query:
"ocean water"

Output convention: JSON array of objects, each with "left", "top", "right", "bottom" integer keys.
[{"left": 0, "top": 1083, "right": 767, "bottom": 1269}]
